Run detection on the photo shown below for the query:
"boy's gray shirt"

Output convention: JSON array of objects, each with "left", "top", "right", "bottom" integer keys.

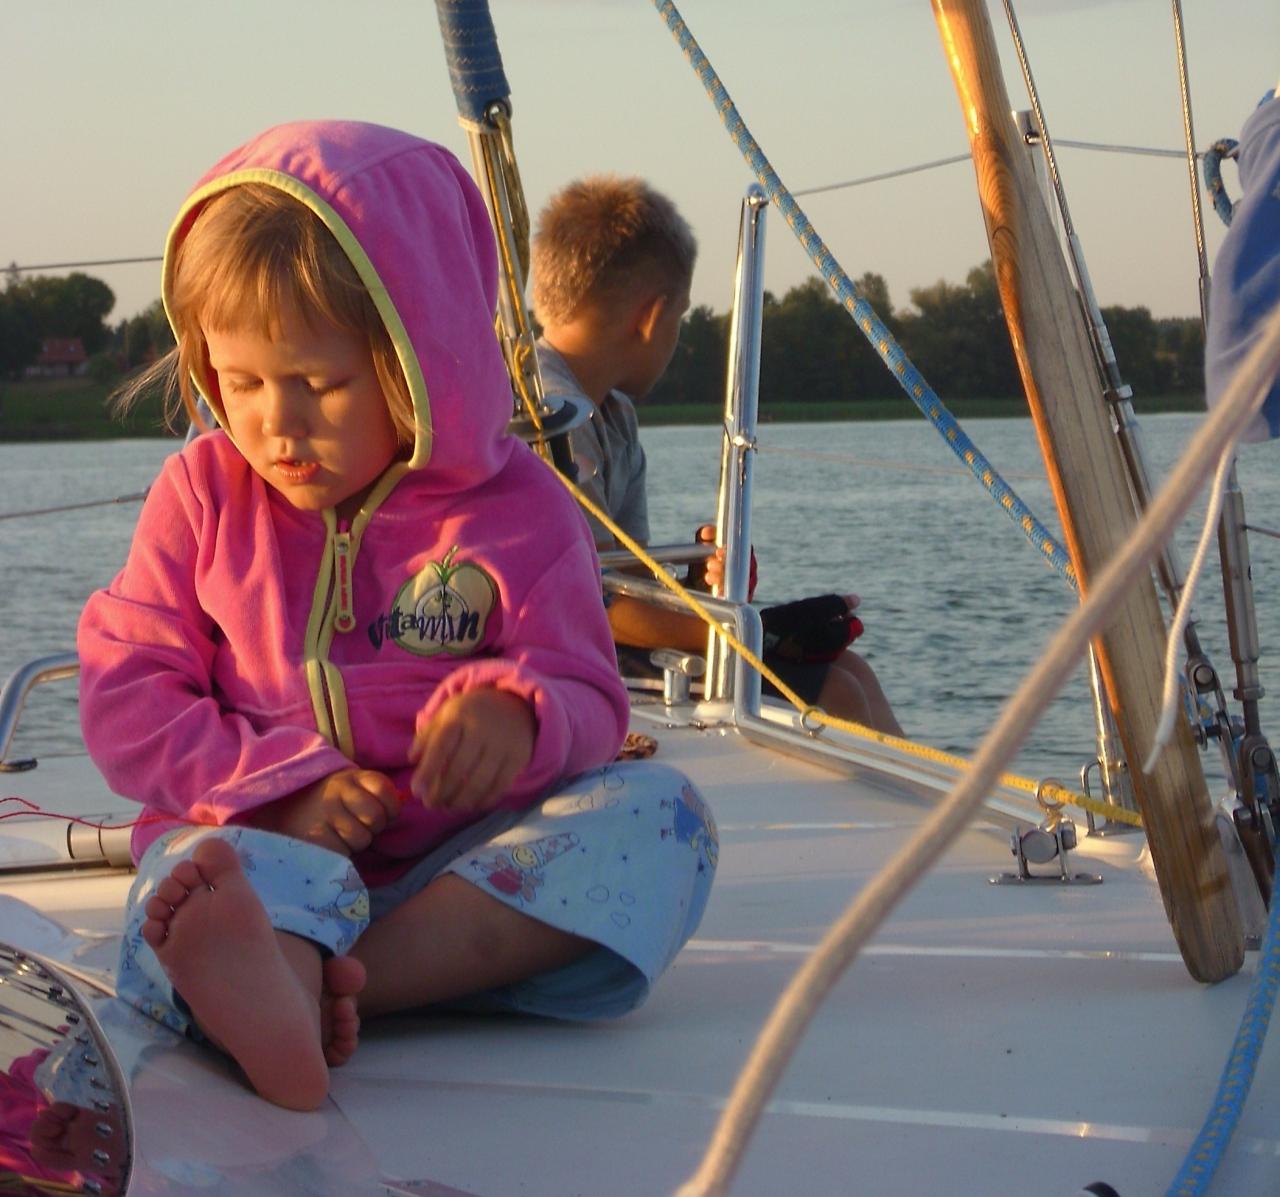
[{"left": 537, "top": 341, "right": 650, "bottom": 548}]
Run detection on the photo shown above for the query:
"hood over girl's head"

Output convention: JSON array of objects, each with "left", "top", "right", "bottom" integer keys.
[{"left": 141, "top": 121, "right": 517, "bottom": 497}]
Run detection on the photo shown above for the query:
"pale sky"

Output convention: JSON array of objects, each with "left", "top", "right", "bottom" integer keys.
[{"left": 4, "top": 0, "right": 1276, "bottom": 328}]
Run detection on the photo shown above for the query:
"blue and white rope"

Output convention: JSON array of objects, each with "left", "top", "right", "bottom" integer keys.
[
  {"left": 1166, "top": 887, "right": 1280, "bottom": 1195},
  {"left": 650, "top": 0, "right": 1077, "bottom": 589}
]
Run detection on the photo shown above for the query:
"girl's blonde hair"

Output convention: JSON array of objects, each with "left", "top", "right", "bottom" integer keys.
[{"left": 116, "top": 184, "right": 414, "bottom": 446}]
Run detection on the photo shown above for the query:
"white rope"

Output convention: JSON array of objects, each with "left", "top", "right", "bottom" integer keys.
[
  {"left": 1141, "top": 446, "right": 1235, "bottom": 774},
  {"left": 675, "top": 302, "right": 1280, "bottom": 1197}
]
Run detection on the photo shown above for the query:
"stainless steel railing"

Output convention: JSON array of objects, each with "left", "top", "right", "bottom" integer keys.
[
  {"left": 0, "top": 652, "right": 79, "bottom": 768},
  {"left": 706, "top": 184, "right": 768, "bottom": 700}
]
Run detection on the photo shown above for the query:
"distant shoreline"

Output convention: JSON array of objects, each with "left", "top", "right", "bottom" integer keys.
[
  {"left": 641, "top": 392, "right": 1207, "bottom": 425},
  {"left": 0, "top": 377, "right": 1208, "bottom": 442}
]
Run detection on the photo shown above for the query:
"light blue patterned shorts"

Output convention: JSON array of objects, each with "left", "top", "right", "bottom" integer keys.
[{"left": 117, "top": 762, "right": 716, "bottom": 1035}]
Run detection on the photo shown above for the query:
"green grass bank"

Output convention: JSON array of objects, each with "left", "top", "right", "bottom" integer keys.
[
  {"left": 0, "top": 378, "right": 172, "bottom": 442},
  {"left": 0, "top": 377, "right": 1207, "bottom": 442}
]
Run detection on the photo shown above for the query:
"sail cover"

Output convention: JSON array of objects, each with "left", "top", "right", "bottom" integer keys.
[{"left": 1206, "top": 91, "right": 1280, "bottom": 440}]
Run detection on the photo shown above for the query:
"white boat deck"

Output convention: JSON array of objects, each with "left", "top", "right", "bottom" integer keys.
[{"left": 2, "top": 709, "right": 1277, "bottom": 1196}]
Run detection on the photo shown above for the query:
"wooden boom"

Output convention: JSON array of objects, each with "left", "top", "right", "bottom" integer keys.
[{"left": 931, "top": 0, "right": 1242, "bottom": 981}]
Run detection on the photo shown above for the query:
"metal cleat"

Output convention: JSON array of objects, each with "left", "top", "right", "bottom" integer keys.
[{"left": 650, "top": 649, "right": 705, "bottom": 707}]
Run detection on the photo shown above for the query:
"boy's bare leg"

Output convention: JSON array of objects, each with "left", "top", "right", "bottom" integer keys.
[
  {"left": 350, "top": 874, "right": 593, "bottom": 1018},
  {"left": 140, "top": 837, "right": 359, "bottom": 1110},
  {"left": 820, "top": 656, "right": 904, "bottom": 738}
]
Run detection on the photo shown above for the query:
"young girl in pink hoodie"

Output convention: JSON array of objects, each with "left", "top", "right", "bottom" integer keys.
[{"left": 77, "top": 121, "right": 718, "bottom": 1111}]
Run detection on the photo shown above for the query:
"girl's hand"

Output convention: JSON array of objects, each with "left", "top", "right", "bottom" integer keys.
[
  {"left": 254, "top": 768, "right": 401, "bottom": 855},
  {"left": 409, "top": 689, "right": 536, "bottom": 814}
]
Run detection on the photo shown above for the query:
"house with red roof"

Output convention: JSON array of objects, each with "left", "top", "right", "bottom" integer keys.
[{"left": 25, "top": 337, "right": 88, "bottom": 378}]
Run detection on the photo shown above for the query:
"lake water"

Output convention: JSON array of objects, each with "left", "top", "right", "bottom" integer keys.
[{"left": 3, "top": 415, "right": 1279, "bottom": 791}]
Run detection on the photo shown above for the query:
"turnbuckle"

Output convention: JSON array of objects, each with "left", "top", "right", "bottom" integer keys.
[{"left": 1231, "top": 731, "right": 1280, "bottom": 907}]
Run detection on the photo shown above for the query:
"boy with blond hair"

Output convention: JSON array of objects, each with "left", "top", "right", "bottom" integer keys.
[{"left": 533, "top": 175, "right": 901, "bottom": 735}]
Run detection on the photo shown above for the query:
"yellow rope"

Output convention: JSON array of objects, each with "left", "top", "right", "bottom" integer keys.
[{"left": 551, "top": 465, "right": 1144, "bottom": 830}]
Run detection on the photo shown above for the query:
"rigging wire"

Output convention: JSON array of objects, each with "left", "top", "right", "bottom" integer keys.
[
  {"left": 5, "top": 255, "right": 161, "bottom": 274},
  {"left": 0, "top": 491, "right": 148, "bottom": 522},
  {"left": 793, "top": 138, "right": 1206, "bottom": 199},
  {"left": 1171, "top": 0, "right": 1212, "bottom": 324},
  {"left": 2, "top": 137, "right": 1212, "bottom": 277}
]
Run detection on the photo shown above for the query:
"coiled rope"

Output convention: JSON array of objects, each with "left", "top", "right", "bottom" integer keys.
[
  {"left": 671, "top": 272, "right": 1280, "bottom": 1197},
  {"left": 1203, "top": 139, "right": 1240, "bottom": 227},
  {"left": 649, "top": 0, "right": 1077, "bottom": 591},
  {"left": 1204, "top": 90, "right": 1277, "bottom": 229}
]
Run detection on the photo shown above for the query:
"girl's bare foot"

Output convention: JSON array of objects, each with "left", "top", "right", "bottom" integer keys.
[
  {"left": 140, "top": 837, "right": 330, "bottom": 1111},
  {"left": 321, "top": 955, "right": 365, "bottom": 1068}
]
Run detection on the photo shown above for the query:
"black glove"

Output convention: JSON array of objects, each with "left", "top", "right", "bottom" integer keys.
[{"left": 760, "top": 595, "right": 864, "bottom": 663}]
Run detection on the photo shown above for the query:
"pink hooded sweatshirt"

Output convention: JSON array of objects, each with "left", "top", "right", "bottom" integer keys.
[{"left": 77, "top": 121, "right": 629, "bottom": 883}]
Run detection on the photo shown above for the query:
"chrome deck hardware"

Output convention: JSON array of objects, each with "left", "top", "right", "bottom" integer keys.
[
  {"left": 650, "top": 650, "right": 705, "bottom": 707},
  {"left": 1079, "top": 757, "right": 1140, "bottom": 837},
  {"left": 991, "top": 783, "right": 1102, "bottom": 885}
]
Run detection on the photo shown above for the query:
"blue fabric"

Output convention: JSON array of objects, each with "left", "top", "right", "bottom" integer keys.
[
  {"left": 1206, "top": 95, "right": 1280, "bottom": 441},
  {"left": 117, "top": 826, "right": 369, "bottom": 1037},
  {"left": 116, "top": 763, "right": 716, "bottom": 1034},
  {"left": 441, "top": 761, "right": 717, "bottom": 1018}
]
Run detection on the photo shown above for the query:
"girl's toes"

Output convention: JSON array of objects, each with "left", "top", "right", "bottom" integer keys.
[
  {"left": 165, "top": 858, "right": 208, "bottom": 893},
  {"left": 152, "top": 875, "right": 193, "bottom": 908},
  {"left": 144, "top": 895, "right": 178, "bottom": 922},
  {"left": 323, "top": 954, "right": 366, "bottom": 998},
  {"left": 140, "top": 916, "right": 169, "bottom": 950},
  {"left": 189, "top": 836, "right": 243, "bottom": 881}
]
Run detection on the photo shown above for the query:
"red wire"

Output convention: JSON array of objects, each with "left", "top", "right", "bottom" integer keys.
[{"left": 0, "top": 796, "right": 169, "bottom": 832}]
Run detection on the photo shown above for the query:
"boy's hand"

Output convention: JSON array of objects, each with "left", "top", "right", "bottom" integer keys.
[
  {"left": 691, "top": 524, "right": 757, "bottom": 599},
  {"left": 760, "top": 593, "right": 864, "bottom": 662},
  {"left": 254, "top": 768, "right": 401, "bottom": 855},
  {"left": 409, "top": 689, "right": 536, "bottom": 814}
]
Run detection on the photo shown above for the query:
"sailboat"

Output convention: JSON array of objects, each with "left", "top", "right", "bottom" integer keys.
[{"left": 3, "top": 1, "right": 1279, "bottom": 1193}]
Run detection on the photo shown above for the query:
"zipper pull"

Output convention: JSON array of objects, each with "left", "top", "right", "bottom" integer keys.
[{"left": 333, "top": 531, "right": 355, "bottom": 633}]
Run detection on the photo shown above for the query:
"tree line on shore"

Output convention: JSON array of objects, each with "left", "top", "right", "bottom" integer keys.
[
  {"left": 652, "top": 261, "right": 1204, "bottom": 408},
  {"left": 2, "top": 260, "right": 1203, "bottom": 406}
]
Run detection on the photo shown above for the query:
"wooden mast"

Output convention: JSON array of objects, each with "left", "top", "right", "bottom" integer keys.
[{"left": 930, "top": 0, "right": 1242, "bottom": 981}]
